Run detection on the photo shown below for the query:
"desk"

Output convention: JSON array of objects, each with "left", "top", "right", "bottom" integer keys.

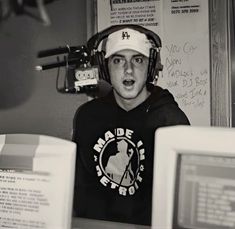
[{"left": 72, "top": 217, "right": 151, "bottom": 229}]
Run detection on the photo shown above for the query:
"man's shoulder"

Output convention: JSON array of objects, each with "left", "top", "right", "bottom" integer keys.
[
  {"left": 75, "top": 94, "right": 114, "bottom": 116},
  {"left": 81, "top": 97, "right": 104, "bottom": 109},
  {"left": 148, "top": 85, "right": 190, "bottom": 125}
]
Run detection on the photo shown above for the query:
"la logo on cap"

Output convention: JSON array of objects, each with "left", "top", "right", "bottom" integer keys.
[{"left": 122, "top": 31, "right": 130, "bottom": 40}]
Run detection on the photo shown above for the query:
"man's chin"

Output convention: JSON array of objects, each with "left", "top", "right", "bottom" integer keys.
[{"left": 117, "top": 91, "right": 138, "bottom": 100}]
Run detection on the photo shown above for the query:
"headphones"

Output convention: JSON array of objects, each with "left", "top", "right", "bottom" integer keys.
[{"left": 87, "top": 24, "right": 163, "bottom": 84}]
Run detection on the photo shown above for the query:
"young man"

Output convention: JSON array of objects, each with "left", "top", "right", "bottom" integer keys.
[{"left": 73, "top": 25, "right": 190, "bottom": 226}]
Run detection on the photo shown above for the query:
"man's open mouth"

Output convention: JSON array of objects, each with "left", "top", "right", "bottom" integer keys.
[{"left": 123, "top": 79, "right": 135, "bottom": 86}]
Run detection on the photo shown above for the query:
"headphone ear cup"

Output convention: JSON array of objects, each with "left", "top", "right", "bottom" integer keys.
[
  {"left": 96, "top": 51, "right": 110, "bottom": 84},
  {"left": 147, "top": 48, "right": 163, "bottom": 83},
  {"left": 156, "top": 51, "right": 163, "bottom": 73},
  {"left": 147, "top": 48, "right": 157, "bottom": 83}
]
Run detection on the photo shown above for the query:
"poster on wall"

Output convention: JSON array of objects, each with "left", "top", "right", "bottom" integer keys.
[
  {"left": 97, "top": 0, "right": 162, "bottom": 35},
  {"left": 157, "top": 0, "right": 211, "bottom": 126},
  {"left": 96, "top": 0, "right": 211, "bottom": 126}
]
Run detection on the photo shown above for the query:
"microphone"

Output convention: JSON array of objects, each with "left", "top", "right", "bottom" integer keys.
[
  {"left": 35, "top": 58, "right": 80, "bottom": 71},
  {"left": 37, "top": 45, "right": 86, "bottom": 58},
  {"left": 36, "top": 46, "right": 90, "bottom": 71}
]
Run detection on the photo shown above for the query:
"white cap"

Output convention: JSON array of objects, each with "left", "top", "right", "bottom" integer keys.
[{"left": 105, "top": 28, "right": 152, "bottom": 58}]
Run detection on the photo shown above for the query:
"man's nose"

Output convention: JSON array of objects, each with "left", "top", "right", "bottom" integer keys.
[{"left": 124, "top": 60, "right": 133, "bottom": 73}]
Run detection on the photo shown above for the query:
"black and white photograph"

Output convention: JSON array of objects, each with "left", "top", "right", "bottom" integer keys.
[{"left": 0, "top": 0, "right": 235, "bottom": 228}]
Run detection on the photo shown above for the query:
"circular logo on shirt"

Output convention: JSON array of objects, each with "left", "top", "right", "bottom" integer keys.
[{"left": 93, "top": 128, "right": 145, "bottom": 196}]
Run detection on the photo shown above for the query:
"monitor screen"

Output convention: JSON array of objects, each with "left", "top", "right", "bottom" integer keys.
[
  {"left": 174, "top": 154, "right": 235, "bottom": 229},
  {"left": 151, "top": 126, "right": 235, "bottom": 229}
]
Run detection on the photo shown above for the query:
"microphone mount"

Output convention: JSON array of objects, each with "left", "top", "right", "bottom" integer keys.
[{"left": 36, "top": 45, "right": 99, "bottom": 94}]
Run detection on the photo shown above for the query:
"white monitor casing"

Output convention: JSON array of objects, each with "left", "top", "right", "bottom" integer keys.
[{"left": 151, "top": 126, "right": 235, "bottom": 229}]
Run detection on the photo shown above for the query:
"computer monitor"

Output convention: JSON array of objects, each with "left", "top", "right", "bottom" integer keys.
[
  {"left": 0, "top": 134, "right": 76, "bottom": 229},
  {"left": 152, "top": 126, "right": 235, "bottom": 229}
]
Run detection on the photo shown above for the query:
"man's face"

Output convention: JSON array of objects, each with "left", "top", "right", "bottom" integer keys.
[{"left": 107, "top": 49, "right": 149, "bottom": 106}]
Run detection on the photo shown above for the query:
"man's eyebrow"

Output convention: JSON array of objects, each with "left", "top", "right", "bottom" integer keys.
[
  {"left": 133, "top": 54, "right": 145, "bottom": 58},
  {"left": 110, "top": 54, "right": 124, "bottom": 58},
  {"left": 110, "top": 54, "right": 145, "bottom": 58}
]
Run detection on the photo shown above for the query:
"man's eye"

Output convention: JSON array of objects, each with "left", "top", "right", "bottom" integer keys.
[
  {"left": 133, "top": 57, "right": 144, "bottom": 64},
  {"left": 112, "top": 57, "right": 125, "bottom": 65}
]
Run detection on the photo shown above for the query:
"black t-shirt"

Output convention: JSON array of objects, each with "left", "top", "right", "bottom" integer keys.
[{"left": 73, "top": 85, "right": 190, "bottom": 225}]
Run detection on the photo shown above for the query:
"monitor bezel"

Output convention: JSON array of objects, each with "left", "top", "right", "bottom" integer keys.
[{"left": 151, "top": 125, "right": 235, "bottom": 229}]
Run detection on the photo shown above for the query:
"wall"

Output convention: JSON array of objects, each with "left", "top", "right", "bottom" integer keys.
[
  {"left": 210, "top": 0, "right": 231, "bottom": 127},
  {"left": 232, "top": 0, "right": 235, "bottom": 127},
  {"left": 0, "top": 0, "right": 88, "bottom": 140}
]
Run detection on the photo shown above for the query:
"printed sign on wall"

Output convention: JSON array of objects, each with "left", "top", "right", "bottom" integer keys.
[{"left": 97, "top": 0, "right": 162, "bottom": 35}]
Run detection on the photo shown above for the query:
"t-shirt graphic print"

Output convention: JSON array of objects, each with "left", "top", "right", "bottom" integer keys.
[{"left": 93, "top": 128, "right": 145, "bottom": 196}]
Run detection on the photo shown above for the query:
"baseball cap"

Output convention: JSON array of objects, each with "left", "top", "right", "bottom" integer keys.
[{"left": 104, "top": 28, "right": 152, "bottom": 58}]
